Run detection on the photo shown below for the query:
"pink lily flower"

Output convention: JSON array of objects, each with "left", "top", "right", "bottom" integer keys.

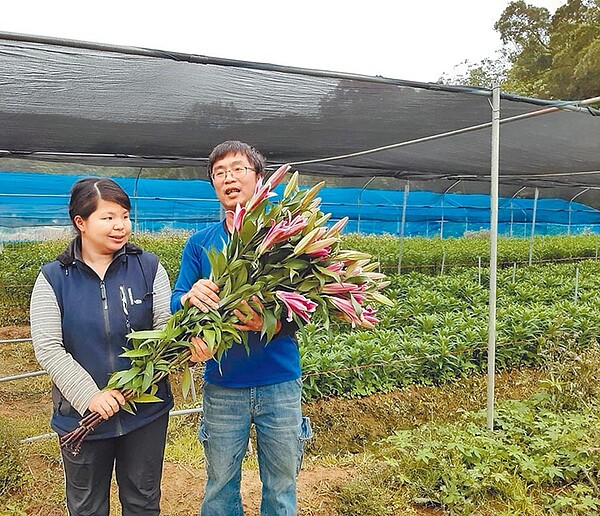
[
  {"left": 303, "top": 237, "right": 337, "bottom": 256},
  {"left": 324, "top": 217, "right": 349, "bottom": 238},
  {"left": 233, "top": 203, "right": 246, "bottom": 233},
  {"left": 246, "top": 176, "right": 278, "bottom": 213},
  {"left": 329, "top": 296, "right": 362, "bottom": 327},
  {"left": 266, "top": 164, "right": 291, "bottom": 189},
  {"left": 257, "top": 215, "right": 308, "bottom": 255},
  {"left": 322, "top": 283, "right": 364, "bottom": 295},
  {"left": 360, "top": 306, "right": 379, "bottom": 329},
  {"left": 326, "top": 262, "right": 345, "bottom": 273},
  {"left": 276, "top": 291, "right": 318, "bottom": 323},
  {"left": 307, "top": 246, "right": 331, "bottom": 260},
  {"left": 352, "top": 292, "right": 367, "bottom": 304},
  {"left": 363, "top": 271, "right": 387, "bottom": 281},
  {"left": 293, "top": 227, "right": 325, "bottom": 256}
]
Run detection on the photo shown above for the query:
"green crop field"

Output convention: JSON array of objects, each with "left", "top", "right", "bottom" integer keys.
[{"left": 2, "top": 233, "right": 600, "bottom": 514}]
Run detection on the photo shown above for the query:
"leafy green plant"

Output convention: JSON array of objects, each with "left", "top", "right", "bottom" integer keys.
[
  {"left": 349, "top": 398, "right": 600, "bottom": 514},
  {"left": 0, "top": 416, "right": 27, "bottom": 498}
]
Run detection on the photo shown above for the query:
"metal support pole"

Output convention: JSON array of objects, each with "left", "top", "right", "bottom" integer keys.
[
  {"left": 487, "top": 84, "right": 501, "bottom": 431},
  {"left": 133, "top": 167, "right": 143, "bottom": 233},
  {"left": 397, "top": 183, "right": 410, "bottom": 274},
  {"left": 440, "top": 180, "right": 461, "bottom": 240},
  {"left": 509, "top": 187, "right": 526, "bottom": 239},
  {"left": 0, "top": 370, "right": 47, "bottom": 383},
  {"left": 528, "top": 188, "right": 539, "bottom": 266},
  {"left": 357, "top": 176, "right": 376, "bottom": 234},
  {"left": 568, "top": 188, "right": 590, "bottom": 235}
]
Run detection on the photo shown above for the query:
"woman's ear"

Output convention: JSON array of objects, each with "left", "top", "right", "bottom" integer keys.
[{"left": 73, "top": 215, "right": 85, "bottom": 233}]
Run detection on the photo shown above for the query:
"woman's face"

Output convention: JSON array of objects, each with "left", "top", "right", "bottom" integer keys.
[{"left": 74, "top": 199, "right": 131, "bottom": 256}]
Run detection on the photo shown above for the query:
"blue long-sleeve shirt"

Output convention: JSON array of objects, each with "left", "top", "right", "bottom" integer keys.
[{"left": 171, "top": 221, "right": 301, "bottom": 388}]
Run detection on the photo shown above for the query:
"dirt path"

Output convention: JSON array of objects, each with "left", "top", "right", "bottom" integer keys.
[{"left": 160, "top": 462, "right": 352, "bottom": 515}]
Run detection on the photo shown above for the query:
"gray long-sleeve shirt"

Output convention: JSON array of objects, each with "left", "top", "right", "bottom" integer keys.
[{"left": 30, "top": 263, "right": 171, "bottom": 416}]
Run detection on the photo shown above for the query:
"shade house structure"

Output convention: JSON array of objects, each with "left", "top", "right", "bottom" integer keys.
[
  {"left": 1, "top": 30, "right": 599, "bottom": 428},
  {"left": 1, "top": 31, "right": 600, "bottom": 236}
]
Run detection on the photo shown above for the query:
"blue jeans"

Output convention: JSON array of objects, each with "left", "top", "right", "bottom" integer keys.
[{"left": 198, "top": 379, "right": 313, "bottom": 516}]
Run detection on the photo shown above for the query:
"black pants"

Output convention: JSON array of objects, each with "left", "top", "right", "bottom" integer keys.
[{"left": 60, "top": 412, "right": 169, "bottom": 516}]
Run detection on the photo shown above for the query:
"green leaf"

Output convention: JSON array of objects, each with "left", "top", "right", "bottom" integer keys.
[
  {"left": 181, "top": 364, "right": 192, "bottom": 400},
  {"left": 127, "top": 329, "right": 165, "bottom": 340},
  {"left": 132, "top": 393, "right": 164, "bottom": 403},
  {"left": 240, "top": 219, "right": 257, "bottom": 243},
  {"left": 120, "top": 347, "right": 152, "bottom": 358},
  {"left": 262, "top": 309, "right": 279, "bottom": 343},
  {"left": 203, "top": 328, "right": 216, "bottom": 352},
  {"left": 142, "top": 361, "right": 154, "bottom": 392},
  {"left": 370, "top": 291, "right": 395, "bottom": 306},
  {"left": 120, "top": 401, "right": 137, "bottom": 415},
  {"left": 314, "top": 264, "right": 340, "bottom": 282},
  {"left": 116, "top": 367, "right": 141, "bottom": 387}
]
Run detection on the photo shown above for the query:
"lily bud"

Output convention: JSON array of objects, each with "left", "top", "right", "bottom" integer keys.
[{"left": 266, "top": 164, "right": 291, "bottom": 189}]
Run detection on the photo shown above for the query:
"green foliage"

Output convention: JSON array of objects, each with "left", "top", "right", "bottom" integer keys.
[
  {"left": 498, "top": 0, "right": 600, "bottom": 99},
  {"left": 0, "top": 416, "right": 27, "bottom": 498},
  {"left": 4, "top": 233, "right": 600, "bottom": 326},
  {"left": 338, "top": 344, "right": 600, "bottom": 516},
  {"left": 340, "top": 233, "right": 600, "bottom": 273},
  {"left": 534, "top": 340, "right": 600, "bottom": 411},
  {"left": 344, "top": 397, "right": 600, "bottom": 514},
  {"left": 132, "top": 232, "right": 187, "bottom": 281},
  {"left": 441, "top": 0, "right": 600, "bottom": 101},
  {"left": 5, "top": 234, "right": 600, "bottom": 405},
  {"left": 164, "top": 413, "right": 204, "bottom": 465},
  {"left": 301, "top": 259, "right": 600, "bottom": 399}
]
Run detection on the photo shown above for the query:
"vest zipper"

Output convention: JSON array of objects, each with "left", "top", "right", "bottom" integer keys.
[
  {"left": 99, "top": 280, "right": 111, "bottom": 338},
  {"left": 100, "top": 278, "right": 124, "bottom": 435}
]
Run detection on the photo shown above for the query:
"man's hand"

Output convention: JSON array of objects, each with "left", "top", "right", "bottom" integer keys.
[
  {"left": 232, "top": 296, "right": 281, "bottom": 334},
  {"left": 189, "top": 336, "right": 215, "bottom": 363},
  {"left": 181, "top": 279, "right": 220, "bottom": 313},
  {"left": 232, "top": 296, "right": 264, "bottom": 332}
]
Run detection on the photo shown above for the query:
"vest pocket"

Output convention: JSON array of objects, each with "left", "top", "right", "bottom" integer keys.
[{"left": 52, "top": 384, "right": 75, "bottom": 416}]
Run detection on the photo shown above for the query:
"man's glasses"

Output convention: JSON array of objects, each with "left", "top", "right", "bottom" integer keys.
[{"left": 211, "top": 166, "right": 256, "bottom": 182}]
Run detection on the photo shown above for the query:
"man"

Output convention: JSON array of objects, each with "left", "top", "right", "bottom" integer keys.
[{"left": 171, "top": 140, "right": 312, "bottom": 516}]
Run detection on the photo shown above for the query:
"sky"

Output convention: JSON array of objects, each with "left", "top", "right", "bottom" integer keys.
[{"left": 2, "top": 0, "right": 566, "bottom": 83}]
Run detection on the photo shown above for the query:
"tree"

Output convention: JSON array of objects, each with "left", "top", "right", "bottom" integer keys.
[
  {"left": 440, "top": 0, "right": 600, "bottom": 101},
  {"left": 545, "top": 0, "right": 600, "bottom": 98},
  {"left": 438, "top": 54, "right": 510, "bottom": 90}
]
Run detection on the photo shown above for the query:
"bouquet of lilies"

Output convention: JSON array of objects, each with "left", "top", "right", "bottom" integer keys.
[{"left": 60, "top": 164, "right": 392, "bottom": 453}]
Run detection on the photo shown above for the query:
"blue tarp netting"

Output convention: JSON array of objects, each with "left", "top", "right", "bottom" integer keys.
[{"left": 2, "top": 172, "right": 599, "bottom": 240}]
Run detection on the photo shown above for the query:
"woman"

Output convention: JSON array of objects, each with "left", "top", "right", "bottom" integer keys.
[{"left": 30, "top": 177, "right": 172, "bottom": 516}]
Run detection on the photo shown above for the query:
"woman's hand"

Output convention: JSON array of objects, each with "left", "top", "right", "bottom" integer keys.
[
  {"left": 189, "top": 336, "right": 215, "bottom": 363},
  {"left": 88, "top": 389, "right": 126, "bottom": 420},
  {"left": 181, "top": 279, "right": 220, "bottom": 313}
]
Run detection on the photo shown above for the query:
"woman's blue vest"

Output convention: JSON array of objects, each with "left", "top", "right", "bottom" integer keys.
[{"left": 41, "top": 240, "right": 173, "bottom": 439}]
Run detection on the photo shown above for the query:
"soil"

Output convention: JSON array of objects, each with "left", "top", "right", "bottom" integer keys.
[{"left": 1, "top": 325, "right": 543, "bottom": 515}]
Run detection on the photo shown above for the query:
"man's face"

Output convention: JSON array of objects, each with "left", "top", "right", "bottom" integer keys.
[{"left": 211, "top": 152, "right": 260, "bottom": 212}]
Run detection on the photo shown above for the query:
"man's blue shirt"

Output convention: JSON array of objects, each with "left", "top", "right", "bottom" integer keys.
[{"left": 171, "top": 221, "right": 301, "bottom": 388}]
